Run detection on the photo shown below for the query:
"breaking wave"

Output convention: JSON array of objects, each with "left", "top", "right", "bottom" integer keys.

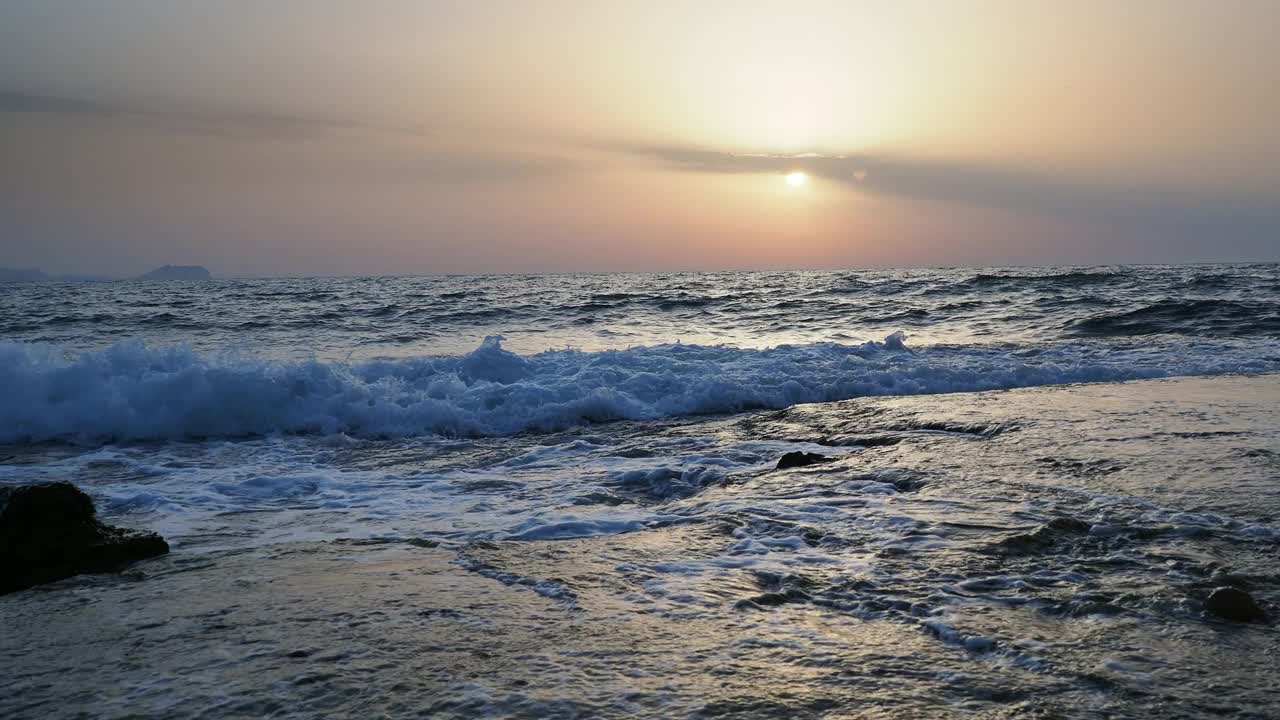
[{"left": 3, "top": 334, "right": 1278, "bottom": 444}]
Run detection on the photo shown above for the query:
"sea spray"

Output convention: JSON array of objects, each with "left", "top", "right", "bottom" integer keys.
[{"left": 3, "top": 333, "right": 1277, "bottom": 443}]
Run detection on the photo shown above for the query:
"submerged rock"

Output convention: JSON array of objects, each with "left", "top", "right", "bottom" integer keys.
[
  {"left": 775, "top": 451, "right": 832, "bottom": 470},
  {"left": 990, "top": 516, "right": 1091, "bottom": 556},
  {"left": 0, "top": 482, "right": 169, "bottom": 595},
  {"left": 1205, "top": 587, "right": 1268, "bottom": 623},
  {"left": 735, "top": 588, "right": 812, "bottom": 610}
]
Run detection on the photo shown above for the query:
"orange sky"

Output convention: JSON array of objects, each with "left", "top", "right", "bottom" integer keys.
[{"left": 1, "top": 0, "right": 1277, "bottom": 275}]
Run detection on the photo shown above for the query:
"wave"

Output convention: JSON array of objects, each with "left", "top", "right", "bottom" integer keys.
[
  {"left": 2, "top": 334, "right": 1278, "bottom": 444},
  {"left": 1070, "top": 300, "right": 1280, "bottom": 337},
  {"left": 656, "top": 296, "right": 717, "bottom": 310},
  {"left": 968, "top": 270, "right": 1128, "bottom": 287}
]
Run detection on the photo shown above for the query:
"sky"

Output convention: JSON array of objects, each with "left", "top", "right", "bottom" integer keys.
[{"left": 0, "top": 0, "right": 1277, "bottom": 276}]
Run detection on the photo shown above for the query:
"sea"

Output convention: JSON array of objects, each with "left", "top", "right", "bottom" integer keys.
[{"left": 2, "top": 264, "right": 1279, "bottom": 718}]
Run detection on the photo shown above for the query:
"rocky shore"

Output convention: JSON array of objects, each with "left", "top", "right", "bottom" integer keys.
[
  {"left": 1, "top": 482, "right": 168, "bottom": 595},
  {"left": 2, "top": 375, "right": 1278, "bottom": 718}
]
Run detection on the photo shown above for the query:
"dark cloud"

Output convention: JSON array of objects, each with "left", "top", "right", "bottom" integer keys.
[
  {"left": 611, "top": 142, "right": 1280, "bottom": 239},
  {"left": 0, "top": 89, "right": 429, "bottom": 139},
  {"left": 0, "top": 89, "right": 579, "bottom": 190}
]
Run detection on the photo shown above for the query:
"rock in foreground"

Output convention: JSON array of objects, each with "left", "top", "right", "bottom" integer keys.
[
  {"left": 0, "top": 482, "right": 169, "bottom": 595},
  {"left": 775, "top": 451, "right": 832, "bottom": 470},
  {"left": 1205, "top": 587, "right": 1268, "bottom": 623}
]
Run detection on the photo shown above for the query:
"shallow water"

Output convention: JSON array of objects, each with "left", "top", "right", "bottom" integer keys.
[
  {"left": 2, "top": 374, "right": 1278, "bottom": 718},
  {"left": 2, "top": 265, "right": 1279, "bottom": 717}
]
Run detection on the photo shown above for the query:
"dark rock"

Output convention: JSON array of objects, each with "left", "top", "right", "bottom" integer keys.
[
  {"left": 0, "top": 482, "right": 169, "bottom": 595},
  {"left": 1205, "top": 587, "right": 1268, "bottom": 623},
  {"left": 775, "top": 451, "right": 832, "bottom": 470}
]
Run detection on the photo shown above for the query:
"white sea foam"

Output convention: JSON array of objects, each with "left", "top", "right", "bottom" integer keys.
[{"left": 1, "top": 334, "right": 1277, "bottom": 443}]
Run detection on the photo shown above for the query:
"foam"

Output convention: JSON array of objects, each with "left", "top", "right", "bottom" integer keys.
[
  {"left": 503, "top": 517, "right": 654, "bottom": 541},
  {"left": 2, "top": 334, "right": 1278, "bottom": 443}
]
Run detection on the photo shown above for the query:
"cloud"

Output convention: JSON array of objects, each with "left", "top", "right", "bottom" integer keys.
[
  {"left": 0, "top": 89, "right": 582, "bottom": 189},
  {"left": 390, "top": 153, "right": 582, "bottom": 184},
  {"left": 0, "top": 92, "right": 107, "bottom": 116},
  {"left": 0, "top": 89, "right": 429, "bottom": 139},
  {"left": 610, "top": 142, "right": 1280, "bottom": 236}
]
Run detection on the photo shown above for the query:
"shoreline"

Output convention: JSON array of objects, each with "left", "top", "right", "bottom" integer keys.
[{"left": 3, "top": 373, "right": 1278, "bottom": 718}]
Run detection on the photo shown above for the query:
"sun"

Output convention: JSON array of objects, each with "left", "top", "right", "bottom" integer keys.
[{"left": 785, "top": 171, "right": 808, "bottom": 187}]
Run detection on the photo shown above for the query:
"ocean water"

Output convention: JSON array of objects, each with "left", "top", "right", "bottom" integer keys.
[
  {"left": 2, "top": 264, "right": 1279, "bottom": 443},
  {"left": 2, "top": 264, "right": 1279, "bottom": 718}
]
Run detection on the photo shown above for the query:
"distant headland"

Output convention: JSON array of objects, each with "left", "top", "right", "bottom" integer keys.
[
  {"left": 0, "top": 265, "right": 212, "bottom": 282},
  {"left": 136, "top": 265, "right": 212, "bottom": 281},
  {"left": 0, "top": 268, "right": 50, "bottom": 283}
]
